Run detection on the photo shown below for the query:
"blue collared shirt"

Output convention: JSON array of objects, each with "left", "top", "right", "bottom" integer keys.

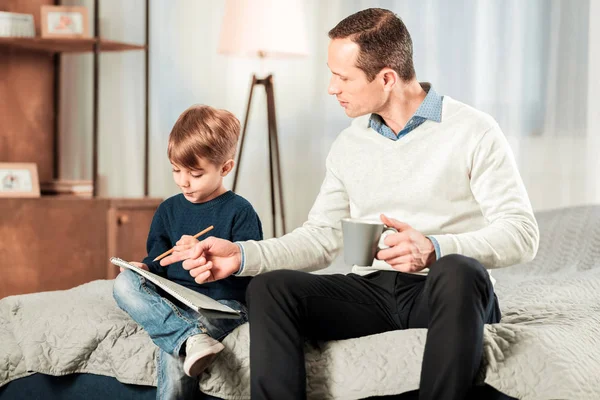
[
  {"left": 369, "top": 82, "right": 444, "bottom": 260},
  {"left": 368, "top": 82, "right": 443, "bottom": 140},
  {"left": 235, "top": 242, "right": 245, "bottom": 275}
]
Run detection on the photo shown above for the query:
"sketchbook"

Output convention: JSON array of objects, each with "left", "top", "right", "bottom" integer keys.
[{"left": 110, "top": 257, "right": 241, "bottom": 319}]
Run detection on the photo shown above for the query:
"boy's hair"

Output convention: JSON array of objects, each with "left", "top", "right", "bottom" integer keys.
[
  {"left": 328, "top": 8, "right": 415, "bottom": 82},
  {"left": 168, "top": 105, "right": 240, "bottom": 169}
]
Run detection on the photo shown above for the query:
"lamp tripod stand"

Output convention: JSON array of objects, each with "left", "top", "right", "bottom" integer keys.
[{"left": 232, "top": 74, "right": 286, "bottom": 237}]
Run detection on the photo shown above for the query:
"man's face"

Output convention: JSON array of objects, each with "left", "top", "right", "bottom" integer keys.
[{"left": 327, "top": 38, "right": 386, "bottom": 118}]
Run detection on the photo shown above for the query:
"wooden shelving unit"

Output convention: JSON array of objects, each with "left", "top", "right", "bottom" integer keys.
[
  {"left": 0, "top": 0, "right": 151, "bottom": 196},
  {"left": 0, "top": 0, "right": 158, "bottom": 297},
  {"left": 0, "top": 36, "right": 146, "bottom": 53}
]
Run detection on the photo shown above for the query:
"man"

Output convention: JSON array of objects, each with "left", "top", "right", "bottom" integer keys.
[{"left": 162, "top": 8, "right": 538, "bottom": 400}]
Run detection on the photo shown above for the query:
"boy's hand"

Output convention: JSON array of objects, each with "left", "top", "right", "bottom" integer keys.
[
  {"left": 160, "top": 237, "right": 242, "bottom": 284},
  {"left": 173, "top": 235, "right": 200, "bottom": 253},
  {"left": 120, "top": 261, "right": 148, "bottom": 273}
]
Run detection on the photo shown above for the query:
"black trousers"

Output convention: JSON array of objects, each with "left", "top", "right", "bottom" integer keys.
[{"left": 246, "top": 254, "right": 501, "bottom": 400}]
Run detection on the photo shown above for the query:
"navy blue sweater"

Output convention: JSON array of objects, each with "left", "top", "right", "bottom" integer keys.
[{"left": 142, "top": 191, "right": 262, "bottom": 303}]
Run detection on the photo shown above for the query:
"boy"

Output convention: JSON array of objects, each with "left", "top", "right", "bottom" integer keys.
[{"left": 113, "top": 105, "right": 263, "bottom": 399}]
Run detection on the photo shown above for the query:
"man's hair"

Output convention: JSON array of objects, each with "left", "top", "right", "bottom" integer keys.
[
  {"left": 168, "top": 105, "right": 240, "bottom": 168},
  {"left": 328, "top": 8, "right": 415, "bottom": 82}
]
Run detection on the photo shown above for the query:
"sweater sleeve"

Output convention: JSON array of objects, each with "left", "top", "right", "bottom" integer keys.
[
  {"left": 141, "top": 205, "right": 172, "bottom": 276},
  {"left": 236, "top": 150, "right": 350, "bottom": 276},
  {"left": 429, "top": 123, "right": 539, "bottom": 268},
  {"left": 232, "top": 205, "right": 264, "bottom": 242}
]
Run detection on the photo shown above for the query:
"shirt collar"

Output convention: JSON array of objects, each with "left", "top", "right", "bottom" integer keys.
[
  {"left": 368, "top": 82, "right": 443, "bottom": 130},
  {"left": 413, "top": 83, "right": 442, "bottom": 122}
]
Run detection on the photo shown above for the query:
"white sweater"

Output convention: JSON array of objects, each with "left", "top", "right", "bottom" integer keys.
[{"left": 238, "top": 96, "right": 539, "bottom": 281}]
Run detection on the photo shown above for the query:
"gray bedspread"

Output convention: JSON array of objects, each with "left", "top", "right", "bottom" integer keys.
[{"left": 2, "top": 205, "right": 600, "bottom": 399}]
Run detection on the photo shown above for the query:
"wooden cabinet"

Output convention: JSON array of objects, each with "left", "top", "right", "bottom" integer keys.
[
  {"left": 0, "top": 197, "right": 160, "bottom": 298},
  {"left": 106, "top": 199, "right": 160, "bottom": 280}
]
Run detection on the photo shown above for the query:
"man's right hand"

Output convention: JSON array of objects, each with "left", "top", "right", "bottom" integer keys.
[{"left": 160, "top": 237, "right": 242, "bottom": 284}]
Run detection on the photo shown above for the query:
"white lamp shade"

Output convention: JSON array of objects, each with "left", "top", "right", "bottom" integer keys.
[{"left": 218, "top": 0, "right": 309, "bottom": 58}]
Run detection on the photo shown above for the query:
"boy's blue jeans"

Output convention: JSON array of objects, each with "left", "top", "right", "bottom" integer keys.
[{"left": 113, "top": 269, "right": 248, "bottom": 400}]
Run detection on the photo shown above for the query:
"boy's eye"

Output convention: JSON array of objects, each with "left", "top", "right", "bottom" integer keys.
[
  {"left": 191, "top": 173, "right": 203, "bottom": 178},
  {"left": 172, "top": 169, "right": 180, "bottom": 173}
]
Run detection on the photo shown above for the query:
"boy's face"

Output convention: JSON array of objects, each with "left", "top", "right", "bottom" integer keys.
[{"left": 171, "top": 158, "right": 232, "bottom": 204}]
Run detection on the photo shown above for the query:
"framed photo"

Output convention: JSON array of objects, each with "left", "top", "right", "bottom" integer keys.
[
  {"left": 40, "top": 5, "right": 89, "bottom": 38},
  {"left": 0, "top": 163, "right": 41, "bottom": 198}
]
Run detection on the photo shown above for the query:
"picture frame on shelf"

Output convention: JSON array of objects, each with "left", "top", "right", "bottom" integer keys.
[
  {"left": 0, "top": 162, "right": 41, "bottom": 198},
  {"left": 40, "top": 5, "right": 89, "bottom": 39}
]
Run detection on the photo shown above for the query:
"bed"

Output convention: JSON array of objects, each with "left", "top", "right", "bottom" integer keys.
[{"left": 1, "top": 205, "right": 600, "bottom": 399}]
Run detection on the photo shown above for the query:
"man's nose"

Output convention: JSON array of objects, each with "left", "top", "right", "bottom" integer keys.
[{"left": 328, "top": 77, "right": 339, "bottom": 95}]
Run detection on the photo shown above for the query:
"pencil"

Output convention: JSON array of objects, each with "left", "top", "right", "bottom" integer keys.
[{"left": 152, "top": 225, "right": 214, "bottom": 262}]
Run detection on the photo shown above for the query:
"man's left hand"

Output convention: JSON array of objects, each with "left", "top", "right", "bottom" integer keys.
[{"left": 376, "top": 214, "right": 436, "bottom": 273}]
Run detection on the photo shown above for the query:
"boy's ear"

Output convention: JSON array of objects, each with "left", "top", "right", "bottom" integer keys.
[{"left": 221, "top": 159, "right": 235, "bottom": 176}]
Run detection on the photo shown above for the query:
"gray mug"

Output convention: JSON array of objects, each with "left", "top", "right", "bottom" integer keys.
[{"left": 341, "top": 218, "right": 398, "bottom": 266}]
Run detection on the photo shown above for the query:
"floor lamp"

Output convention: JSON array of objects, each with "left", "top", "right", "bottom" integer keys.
[
  {"left": 218, "top": 0, "right": 308, "bottom": 238},
  {"left": 233, "top": 73, "right": 286, "bottom": 237}
]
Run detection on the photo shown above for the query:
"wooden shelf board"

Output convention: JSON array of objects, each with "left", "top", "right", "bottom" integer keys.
[{"left": 0, "top": 37, "right": 146, "bottom": 53}]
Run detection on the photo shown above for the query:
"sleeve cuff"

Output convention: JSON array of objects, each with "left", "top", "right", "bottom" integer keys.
[
  {"left": 143, "top": 259, "right": 164, "bottom": 276},
  {"left": 426, "top": 235, "right": 441, "bottom": 260},
  {"left": 233, "top": 241, "right": 262, "bottom": 277},
  {"left": 233, "top": 242, "right": 246, "bottom": 276},
  {"left": 427, "top": 234, "right": 460, "bottom": 260}
]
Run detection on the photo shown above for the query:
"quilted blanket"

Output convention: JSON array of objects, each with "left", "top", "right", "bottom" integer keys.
[{"left": 1, "top": 205, "right": 600, "bottom": 399}]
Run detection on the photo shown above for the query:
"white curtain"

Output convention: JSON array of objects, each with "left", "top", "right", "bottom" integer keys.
[{"left": 59, "top": 0, "right": 599, "bottom": 239}]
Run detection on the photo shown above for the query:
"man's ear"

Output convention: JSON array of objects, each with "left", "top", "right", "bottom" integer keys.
[
  {"left": 380, "top": 68, "right": 398, "bottom": 92},
  {"left": 221, "top": 159, "right": 235, "bottom": 176}
]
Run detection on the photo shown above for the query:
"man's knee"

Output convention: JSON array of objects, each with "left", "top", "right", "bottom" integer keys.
[
  {"left": 246, "top": 270, "right": 301, "bottom": 308},
  {"left": 428, "top": 254, "right": 489, "bottom": 292}
]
